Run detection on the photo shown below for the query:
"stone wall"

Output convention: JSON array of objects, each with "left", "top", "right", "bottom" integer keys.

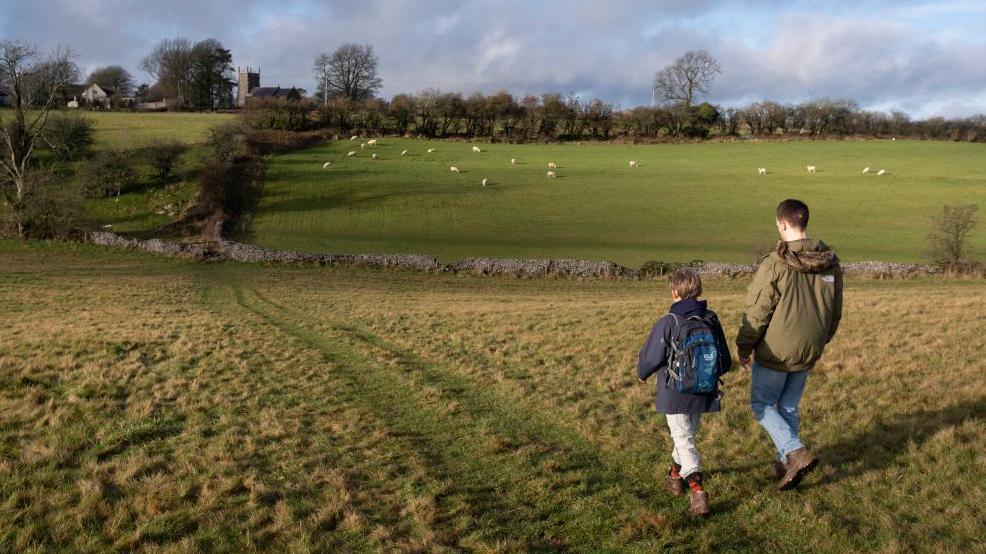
[{"left": 87, "top": 230, "right": 941, "bottom": 279}]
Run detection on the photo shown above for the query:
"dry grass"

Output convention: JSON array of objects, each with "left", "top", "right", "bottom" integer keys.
[{"left": 2, "top": 240, "right": 985, "bottom": 552}]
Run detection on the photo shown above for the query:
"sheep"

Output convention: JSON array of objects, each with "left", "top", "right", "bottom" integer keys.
[
  {"left": 862, "top": 167, "right": 871, "bottom": 174},
  {"left": 360, "top": 143, "right": 366, "bottom": 149},
  {"left": 758, "top": 168, "right": 767, "bottom": 175},
  {"left": 471, "top": 146, "right": 482, "bottom": 153},
  {"left": 372, "top": 153, "right": 378, "bottom": 159},
  {"left": 102, "top": 224, "right": 113, "bottom": 229},
  {"left": 322, "top": 162, "right": 332, "bottom": 169},
  {"left": 629, "top": 160, "right": 639, "bottom": 168},
  {"left": 347, "top": 151, "right": 357, "bottom": 157},
  {"left": 350, "top": 135, "right": 358, "bottom": 141},
  {"left": 427, "top": 148, "right": 436, "bottom": 153},
  {"left": 401, "top": 149, "right": 408, "bottom": 156},
  {"left": 877, "top": 169, "right": 887, "bottom": 176},
  {"left": 367, "top": 139, "right": 377, "bottom": 146},
  {"left": 510, "top": 158, "right": 516, "bottom": 165},
  {"left": 546, "top": 170, "right": 557, "bottom": 178},
  {"left": 806, "top": 165, "right": 816, "bottom": 174},
  {"left": 548, "top": 162, "right": 557, "bottom": 170},
  {"left": 450, "top": 166, "right": 460, "bottom": 173},
  {"left": 482, "top": 178, "right": 489, "bottom": 187}
]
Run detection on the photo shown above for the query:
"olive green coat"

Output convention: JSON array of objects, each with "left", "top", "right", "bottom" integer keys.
[{"left": 735, "top": 238, "right": 843, "bottom": 372}]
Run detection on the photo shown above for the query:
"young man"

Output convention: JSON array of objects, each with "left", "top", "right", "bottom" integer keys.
[
  {"left": 736, "top": 199, "right": 843, "bottom": 490},
  {"left": 637, "top": 268, "right": 732, "bottom": 517}
]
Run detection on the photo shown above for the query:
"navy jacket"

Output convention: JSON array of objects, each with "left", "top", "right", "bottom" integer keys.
[{"left": 637, "top": 298, "right": 732, "bottom": 414}]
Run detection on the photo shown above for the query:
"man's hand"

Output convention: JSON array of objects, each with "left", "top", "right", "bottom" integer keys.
[
  {"left": 638, "top": 377, "right": 647, "bottom": 384},
  {"left": 738, "top": 355, "right": 752, "bottom": 369}
]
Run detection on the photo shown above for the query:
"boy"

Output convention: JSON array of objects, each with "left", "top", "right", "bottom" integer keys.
[
  {"left": 736, "top": 199, "right": 843, "bottom": 490},
  {"left": 637, "top": 268, "right": 732, "bottom": 517}
]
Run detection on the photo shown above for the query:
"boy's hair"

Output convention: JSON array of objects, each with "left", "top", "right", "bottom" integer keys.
[
  {"left": 776, "top": 199, "right": 809, "bottom": 229},
  {"left": 669, "top": 268, "right": 703, "bottom": 300}
]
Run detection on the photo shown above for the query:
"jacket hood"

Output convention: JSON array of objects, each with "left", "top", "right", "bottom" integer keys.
[
  {"left": 669, "top": 298, "right": 707, "bottom": 318},
  {"left": 775, "top": 239, "right": 838, "bottom": 273}
]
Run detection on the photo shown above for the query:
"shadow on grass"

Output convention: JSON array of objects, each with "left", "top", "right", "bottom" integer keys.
[{"left": 808, "top": 397, "right": 986, "bottom": 488}]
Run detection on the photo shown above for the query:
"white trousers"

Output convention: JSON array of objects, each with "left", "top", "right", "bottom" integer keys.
[{"left": 666, "top": 413, "right": 703, "bottom": 478}]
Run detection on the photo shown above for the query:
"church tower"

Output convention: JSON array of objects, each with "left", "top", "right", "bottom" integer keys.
[{"left": 237, "top": 67, "right": 260, "bottom": 108}]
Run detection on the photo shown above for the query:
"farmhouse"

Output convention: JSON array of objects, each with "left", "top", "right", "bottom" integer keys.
[
  {"left": 236, "top": 67, "right": 305, "bottom": 107},
  {"left": 80, "top": 83, "right": 116, "bottom": 109}
]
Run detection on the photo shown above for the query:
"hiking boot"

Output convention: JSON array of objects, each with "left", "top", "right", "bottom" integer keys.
[
  {"left": 772, "top": 461, "right": 786, "bottom": 480},
  {"left": 687, "top": 490, "right": 711, "bottom": 518},
  {"left": 665, "top": 463, "right": 685, "bottom": 496},
  {"left": 777, "top": 448, "right": 818, "bottom": 491}
]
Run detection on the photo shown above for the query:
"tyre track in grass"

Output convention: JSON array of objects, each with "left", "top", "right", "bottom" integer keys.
[{"left": 243, "top": 286, "right": 766, "bottom": 551}]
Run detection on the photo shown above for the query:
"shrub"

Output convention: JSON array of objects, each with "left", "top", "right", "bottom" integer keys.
[
  {"left": 41, "top": 112, "right": 95, "bottom": 161},
  {"left": 3, "top": 170, "right": 84, "bottom": 239},
  {"left": 77, "top": 149, "right": 137, "bottom": 198},
  {"left": 147, "top": 139, "right": 188, "bottom": 179},
  {"left": 927, "top": 204, "right": 979, "bottom": 269},
  {"left": 206, "top": 122, "right": 251, "bottom": 164},
  {"left": 195, "top": 156, "right": 260, "bottom": 218}
]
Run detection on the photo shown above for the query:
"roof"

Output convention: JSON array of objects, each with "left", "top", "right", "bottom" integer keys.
[
  {"left": 249, "top": 86, "right": 302, "bottom": 99},
  {"left": 86, "top": 83, "right": 116, "bottom": 96}
]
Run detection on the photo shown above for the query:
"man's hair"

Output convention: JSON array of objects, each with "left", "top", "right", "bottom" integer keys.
[
  {"left": 669, "top": 268, "right": 703, "bottom": 300},
  {"left": 776, "top": 199, "right": 810, "bottom": 229}
]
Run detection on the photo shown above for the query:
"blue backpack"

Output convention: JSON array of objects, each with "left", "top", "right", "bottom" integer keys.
[{"left": 666, "top": 313, "right": 722, "bottom": 395}]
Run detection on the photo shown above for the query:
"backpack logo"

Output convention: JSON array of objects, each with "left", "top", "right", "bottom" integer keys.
[
  {"left": 822, "top": 275, "right": 835, "bottom": 283},
  {"left": 667, "top": 313, "right": 721, "bottom": 395}
]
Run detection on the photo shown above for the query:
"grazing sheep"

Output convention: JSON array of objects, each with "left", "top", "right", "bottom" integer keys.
[
  {"left": 548, "top": 162, "right": 557, "bottom": 170},
  {"left": 347, "top": 151, "right": 357, "bottom": 156},
  {"left": 102, "top": 224, "right": 113, "bottom": 228},
  {"left": 482, "top": 178, "right": 489, "bottom": 187},
  {"left": 806, "top": 165, "right": 816, "bottom": 174},
  {"left": 629, "top": 160, "right": 639, "bottom": 168},
  {"left": 510, "top": 158, "right": 516, "bottom": 165},
  {"left": 877, "top": 169, "right": 887, "bottom": 176},
  {"left": 360, "top": 143, "right": 366, "bottom": 149},
  {"left": 401, "top": 149, "right": 408, "bottom": 156},
  {"left": 862, "top": 167, "right": 871, "bottom": 174},
  {"left": 322, "top": 162, "right": 332, "bottom": 169},
  {"left": 450, "top": 166, "right": 460, "bottom": 173},
  {"left": 758, "top": 168, "right": 767, "bottom": 175},
  {"left": 367, "top": 139, "right": 377, "bottom": 146},
  {"left": 427, "top": 148, "right": 436, "bottom": 153},
  {"left": 546, "top": 170, "right": 557, "bottom": 178},
  {"left": 892, "top": 137, "right": 896, "bottom": 141},
  {"left": 350, "top": 135, "right": 358, "bottom": 141},
  {"left": 372, "top": 153, "right": 378, "bottom": 159},
  {"left": 472, "top": 146, "right": 481, "bottom": 153}
]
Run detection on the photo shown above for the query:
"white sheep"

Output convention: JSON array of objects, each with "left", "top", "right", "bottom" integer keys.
[
  {"left": 862, "top": 167, "right": 871, "bottom": 174},
  {"left": 401, "top": 149, "right": 408, "bottom": 156},
  {"left": 322, "top": 162, "right": 332, "bottom": 169},
  {"left": 548, "top": 162, "right": 557, "bottom": 170},
  {"left": 546, "top": 170, "right": 557, "bottom": 178},
  {"left": 347, "top": 151, "right": 357, "bottom": 157},
  {"left": 629, "top": 160, "right": 638, "bottom": 168},
  {"left": 806, "top": 165, "right": 816, "bottom": 174},
  {"left": 877, "top": 169, "right": 887, "bottom": 176},
  {"left": 510, "top": 158, "right": 516, "bottom": 165},
  {"left": 372, "top": 153, "right": 378, "bottom": 159},
  {"left": 482, "top": 178, "right": 489, "bottom": 187},
  {"left": 758, "top": 168, "right": 767, "bottom": 175},
  {"left": 349, "top": 135, "right": 358, "bottom": 141},
  {"left": 450, "top": 166, "right": 460, "bottom": 173},
  {"left": 367, "top": 139, "right": 377, "bottom": 146},
  {"left": 472, "top": 146, "right": 481, "bottom": 153},
  {"left": 427, "top": 148, "right": 436, "bottom": 153}
]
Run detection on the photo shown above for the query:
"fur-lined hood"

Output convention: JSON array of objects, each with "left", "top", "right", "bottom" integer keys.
[{"left": 774, "top": 239, "right": 838, "bottom": 273}]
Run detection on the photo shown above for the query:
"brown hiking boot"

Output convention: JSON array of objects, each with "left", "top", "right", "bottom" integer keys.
[
  {"left": 665, "top": 463, "right": 685, "bottom": 496},
  {"left": 772, "top": 461, "right": 786, "bottom": 480},
  {"left": 777, "top": 448, "right": 818, "bottom": 490},
  {"left": 687, "top": 490, "right": 711, "bottom": 517}
]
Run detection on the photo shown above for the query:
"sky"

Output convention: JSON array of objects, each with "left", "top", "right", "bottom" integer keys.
[{"left": 2, "top": 0, "right": 985, "bottom": 118}]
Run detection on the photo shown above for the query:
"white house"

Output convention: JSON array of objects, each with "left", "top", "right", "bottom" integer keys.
[{"left": 80, "top": 83, "right": 116, "bottom": 109}]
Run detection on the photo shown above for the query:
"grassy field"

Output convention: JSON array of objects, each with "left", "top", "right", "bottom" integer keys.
[
  {"left": 3, "top": 240, "right": 984, "bottom": 552},
  {"left": 245, "top": 138, "right": 986, "bottom": 265},
  {"left": 79, "top": 111, "right": 236, "bottom": 150}
]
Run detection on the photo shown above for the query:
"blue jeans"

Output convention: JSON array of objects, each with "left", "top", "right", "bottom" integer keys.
[{"left": 750, "top": 362, "right": 810, "bottom": 461}]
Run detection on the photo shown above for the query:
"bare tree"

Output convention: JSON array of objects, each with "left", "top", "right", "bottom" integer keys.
[
  {"left": 653, "top": 50, "right": 721, "bottom": 110},
  {"left": 140, "top": 37, "right": 193, "bottom": 106},
  {"left": 312, "top": 43, "right": 382, "bottom": 103},
  {"left": 0, "top": 40, "right": 79, "bottom": 236},
  {"left": 86, "top": 65, "right": 134, "bottom": 96},
  {"left": 928, "top": 204, "right": 979, "bottom": 268}
]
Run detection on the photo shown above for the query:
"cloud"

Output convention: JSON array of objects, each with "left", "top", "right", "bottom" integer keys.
[{"left": 1, "top": 0, "right": 983, "bottom": 117}]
